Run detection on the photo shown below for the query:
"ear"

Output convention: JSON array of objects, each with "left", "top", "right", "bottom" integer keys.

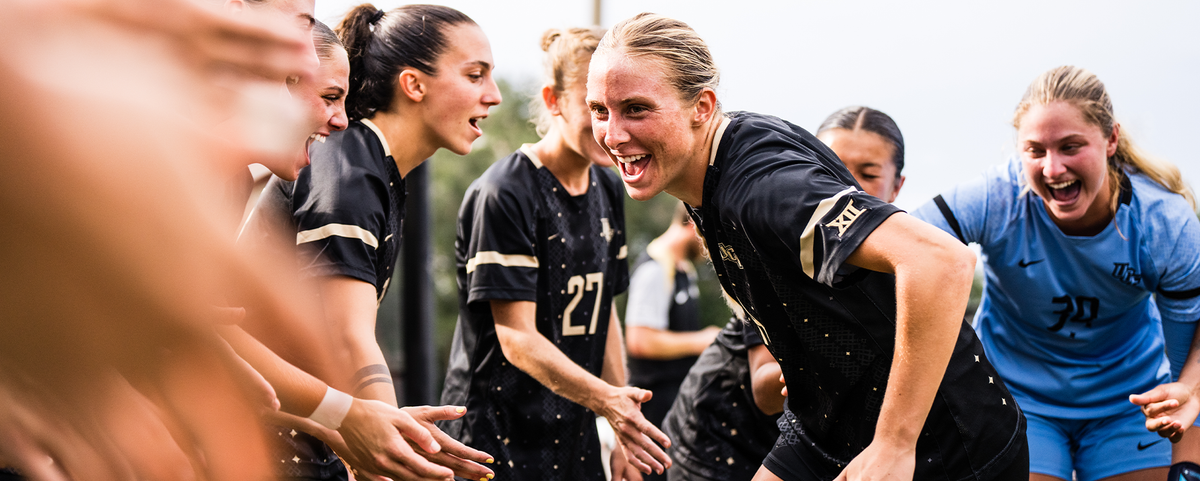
[
  {"left": 692, "top": 88, "right": 718, "bottom": 126},
  {"left": 397, "top": 69, "right": 425, "bottom": 103},
  {"left": 888, "top": 175, "right": 906, "bottom": 204},
  {"left": 1107, "top": 123, "right": 1121, "bottom": 157},
  {"left": 541, "top": 85, "right": 563, "bottom": 116}
]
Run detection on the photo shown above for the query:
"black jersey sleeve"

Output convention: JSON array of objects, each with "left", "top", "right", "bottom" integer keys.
[
  {"left": 459, "top": 163, "right": 540, "bottom": 304},
  {"left": 291, "top": 127, "right": 390, "bottom": 287},
  {"left": 722, "top": 114, "right": 902, "bottom": 287}
]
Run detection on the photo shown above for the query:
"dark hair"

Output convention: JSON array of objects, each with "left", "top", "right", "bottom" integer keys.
[
  {"left": 337, "top": 4, "right": 476, "bottom": 120},
  {"left": 313, "top": 21, "right": 344, "bottom": 62},
  {"left": 816, "top": 106, "right": 905, "bottom": 178}
]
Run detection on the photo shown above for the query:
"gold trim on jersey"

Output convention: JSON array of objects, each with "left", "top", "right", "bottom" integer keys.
[
  {"left": 708, "top": 116, "right": 732, "bottom": 166},
  {"left": 799, "top": 187, "right": 857, "bottom": 279},
  {"left": 360, "top": 118, "right": 392, "bottom": 157},
  {"left": 519, "top": 144, "right": 544, "bottom": 169},
  {"left": 466, "top": 251, "right": 539, "bottom": 274},
  {"left": 296, "top": 223, "right": 379, "bottom": 249}
]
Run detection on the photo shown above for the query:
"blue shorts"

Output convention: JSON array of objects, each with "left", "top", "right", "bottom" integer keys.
[{"left": 1026, "top": 405, "right": 1170, "bottom": 481}]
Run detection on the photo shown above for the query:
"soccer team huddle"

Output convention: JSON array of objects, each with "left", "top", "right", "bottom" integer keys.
[{"left": 6, "top": 1, "right": 1197, "bottom": 481}]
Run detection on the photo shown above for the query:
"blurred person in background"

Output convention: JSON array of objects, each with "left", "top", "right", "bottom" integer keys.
[{"left": 624, "top": 203, "right": 719, "bottom": 448}]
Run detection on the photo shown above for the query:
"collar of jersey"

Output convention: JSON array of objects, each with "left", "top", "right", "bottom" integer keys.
[
  {"left": 360, "top": 118, "right": 392, "bottom": 158},
  {"left": 708, "top": 116, "right": 731, "bottom": 166},
  {"left": 519, "top": 143, "right": 544, "bottom": 168}
]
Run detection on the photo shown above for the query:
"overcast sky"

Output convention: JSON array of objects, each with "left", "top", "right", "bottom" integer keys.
[{"left": 315, "top": 0, "right": 1199, "bottom": 211}]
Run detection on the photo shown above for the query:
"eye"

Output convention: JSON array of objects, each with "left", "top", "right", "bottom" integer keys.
[
  {"left": 1024, "top": 147, "right": 1046, "bottom": 158},
  {"left": 590, "top": 105, "right": 609, "bottom": 118},
  {"left": 467, "top": 72, "right": 483, "bottom": 82},
  {"left": 861, "top": 174, "right": 879, "bottom": 181},
  {"left": 627, "top": 104, "right": 648, "bottom": 115},
  {"left": 1062, "top": 143, "right": 1080, "bottom": 153}
]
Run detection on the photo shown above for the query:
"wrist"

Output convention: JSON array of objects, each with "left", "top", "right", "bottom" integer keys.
[{"left": 308, "top": 386, "right": 354, "bottom": 430}]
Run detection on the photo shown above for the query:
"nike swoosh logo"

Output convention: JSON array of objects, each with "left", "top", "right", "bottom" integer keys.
[
  {"left": 1018, "top": 259, "right": 1044, "bottom": 268},
  {"left": 1138, "top": 439, "right": 1164, "bottom": 450}
]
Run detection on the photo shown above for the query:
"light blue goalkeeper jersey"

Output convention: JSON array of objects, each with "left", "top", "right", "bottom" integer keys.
[{"left": 913, "top": 158, "right": 1200, "bottom": 418}]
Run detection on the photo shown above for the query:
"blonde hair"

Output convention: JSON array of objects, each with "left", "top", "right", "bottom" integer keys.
[
  {"left": 1013, "top": 66, "right": 1195, "bottom": 212},
  {"left": 531, "top": 27, "right": 605, "bottom": 137},
  {"left": 596, "top": 13, "right": 721, "bottom": 111}
]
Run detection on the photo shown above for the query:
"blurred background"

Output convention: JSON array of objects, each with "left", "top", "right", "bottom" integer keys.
[{"left": 309, "top": 0, "right": 1200, "bottom": 402}]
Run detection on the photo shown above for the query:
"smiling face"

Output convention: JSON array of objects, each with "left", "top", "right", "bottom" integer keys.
[
  {"left": 818, "top": 128, "right": 905, "bottom": 203},
  {"left": 1018, "top": 100, "right": 1118, "bottom": 234},
  {"left": 417, "top": 23, "right": 502, "bottom": 156},
  {"left": 587, "top": 52, "right": 708, "bottom": 202},
  {"left": 273, "top": 46, "right": 348, "bottom": 180}
]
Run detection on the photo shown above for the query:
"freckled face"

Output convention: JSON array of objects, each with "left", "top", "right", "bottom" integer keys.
[
  {"left": 1018, "top": 101, "right": 1117, "bottom": 234},
  {"left": 274, "top": 46, "right": 348, "bottom": 181},
  {"left": 587, "top": 53, "right": 702, "bottom": 201},
  {"left": 817, "top": 128, "right": 904, "bottom": 203}
]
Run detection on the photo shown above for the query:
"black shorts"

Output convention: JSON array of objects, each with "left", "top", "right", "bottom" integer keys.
[{"left": 761, "top": 440, "right": 1029, "bottom": 481}]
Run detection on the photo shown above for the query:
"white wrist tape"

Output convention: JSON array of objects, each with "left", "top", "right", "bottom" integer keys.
[{"left": 308, "top": 386, "right": 353, "bottom": 430}]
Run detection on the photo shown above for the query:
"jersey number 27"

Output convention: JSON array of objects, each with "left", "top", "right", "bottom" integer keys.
[{"left": 563, "top": 272, "right": 604, "bottom": 336}]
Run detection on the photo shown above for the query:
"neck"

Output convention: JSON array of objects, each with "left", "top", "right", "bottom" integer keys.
[
  {"left": 667, "top": 114, "right": 725, "bottom": 207},
  {"left": 366, "top": 109, "right": 437, "bottom": 178},
  {"left": 532, "top": 129, "right": 592, "bottom": 196}
]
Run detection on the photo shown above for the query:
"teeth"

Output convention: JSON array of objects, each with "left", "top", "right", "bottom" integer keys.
[
  {"left": 1048, "top": 179, "right": 1075, "bottom": 189},
  {"left": 309, "top": 133, "right": 327, "bottom": 143},
  {"left": 616, "top": 154, "right": 646, "bottom": 164}
]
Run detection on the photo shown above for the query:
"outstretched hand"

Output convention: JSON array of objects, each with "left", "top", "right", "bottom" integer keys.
[
  {"left": 602, "top": 387, "right": 672, "bottom": 475},
  {"left": 1131, "top": 382, "right": 1200, "bottom": 443},
  {"left": 400, "top": 405, "right": 496, "bottom": 481},
  {"left": 334, "top": 398, "right": 453, "bottom": 481}
]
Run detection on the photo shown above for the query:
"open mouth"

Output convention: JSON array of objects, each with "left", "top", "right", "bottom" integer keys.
[
  {"left": 1045, "top": 179, "right": 1081, "bottom": 203},
  {"left": 616, "top": 153, "right": 651, "bottom": 181},
  {"left": 468, "top": 116, "right": 484, "bottom": 136},
  {"left": 303, "top": 133, "right": 326, "bottom": 167}
]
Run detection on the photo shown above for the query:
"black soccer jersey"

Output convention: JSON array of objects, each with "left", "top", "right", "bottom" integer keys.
[
  {"left": 252, "top": 118, "right": 405, "bottom": 480},
  {"left": 439, "top": 145, "right": 629, "bottom": 481},
  {"left": 258, "top": 119, "right": 405, "bottom": 302},
  {"left": 663, "top": 320, "right": 781, "bottom": 481},
  {"left": 689, "top": 112, "right": 1025, "bottom": 481}
]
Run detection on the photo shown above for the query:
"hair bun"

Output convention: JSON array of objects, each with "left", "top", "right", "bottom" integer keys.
[
  {"left": 540, "top": 29, "right": 562, "bottom": 52},
  {"left": 369, "top": 8, "right": 385, "bottom": 25}
]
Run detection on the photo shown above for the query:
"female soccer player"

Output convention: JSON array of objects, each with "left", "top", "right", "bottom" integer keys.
[
  {"left": 914, "top": 66, "right": 1200, "bottom": 481},
  {"left": 586, "top": 13, "right": 1028, "bottom": 481},
  {"left": 247, "top": 4, "right": 501, "bottom": 480},
  {"left": 662, "top": 105, "right": 909, "bottom": 481},
  {"left": 440, "top": 27, "right": 663, "bottom": 481}
]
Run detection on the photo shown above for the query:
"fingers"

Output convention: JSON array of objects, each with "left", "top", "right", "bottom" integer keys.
[
  {"left": 390, "top": 409, "right": 442, "bottom": 454},
  {"left": 615, "top": 438, "right": 654, "bottom": 474},
  {"left": 615, "top": 428, "right": 669, "bottom": 474},
  {"left": 405, "top": 405, "right": 468, "bottom": 424},
  {"left": 408, "top": 438, "right": 495, "bottom": 481},
  {"left": 1141, "top": 399, "right": 1181, "bottom": 419},
  {"left": 1130, "top": 388, "right": 1171, "bottom": 407}
]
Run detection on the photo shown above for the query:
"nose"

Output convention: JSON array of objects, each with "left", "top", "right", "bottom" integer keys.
[
  {"left": 482, "top": 77, "right": 502, "bottom": 107},
  {"left": 329, "top": 105, "right": 348, "bottom": 132},
  {"left": 603, "top": 114, "right": 629, "bottom": 150},
  {"left": 1042, "top": 152, "right": 1067, "bottom": 179}
]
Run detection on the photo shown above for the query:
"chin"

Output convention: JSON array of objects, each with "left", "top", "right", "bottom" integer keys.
[{"left": 622, "top": 183, "right": 658, "bottom": 201}]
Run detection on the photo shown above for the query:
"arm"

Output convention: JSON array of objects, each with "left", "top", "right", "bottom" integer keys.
[
  {"left": 315, "top": 275, "right": 396, "bottom": 405},
  {"left": 835, "top": 213, "right": 976, "bottom": 481},
  {"left": 1131, "top": 321, "right": 1200, "bottom": 443},
  {"left": 625, "top": 326, "right": 721, "bottom": 361},
  {"left": 747, "top": 344, "right": 785, "bottom": 415},
  {"left": 601, "top": 308, "right": 645, "bottom": 481},
  {"left": 492, "top": 300, "right": 672, "bottom": 475},
  {"left": 219, "top": 325, "right": 495, "bottom": 481}
]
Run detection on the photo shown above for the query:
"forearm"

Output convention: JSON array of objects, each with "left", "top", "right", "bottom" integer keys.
[
  {"left": 626, "top": 326, "right": 718, "bottom": 360},
  {"left": 875, "top": 253, "right": 973, "bottom": 445},
  {"left": 217, "top": 324, "right": 326, "bottom": 416},
  {"left": 747, "top": 345, "right": 785, "bottom": 415},
  {"left": 318, "top": 276, "right": 397, "bottom": 407},
  {"left": 342, "top": 335, "right": 396, "bottom": 406},
  {"left": 602, "top": 309, "right": 627, "bottom": 387},
  {"left": 1173, "top": 320, "right": 1200, "bottom": 391},
  {"left": 493, "top": 300, "right": 617, "bottom": 416}
]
